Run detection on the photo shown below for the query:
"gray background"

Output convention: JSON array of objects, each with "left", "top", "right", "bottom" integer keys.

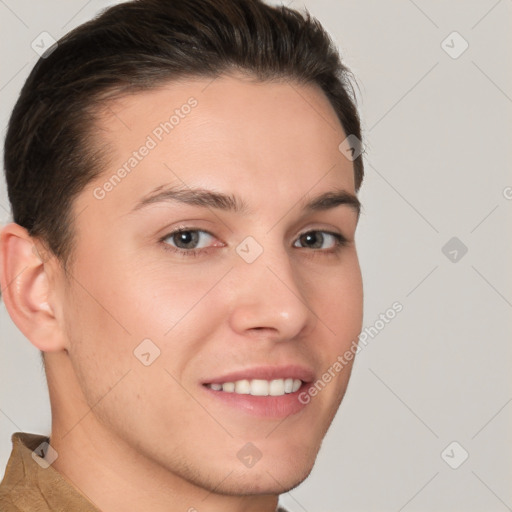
[{"left": 1, "top": 1, "right": 511, "bottom": 511}]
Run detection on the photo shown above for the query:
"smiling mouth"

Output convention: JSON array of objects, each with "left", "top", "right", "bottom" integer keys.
[{"left": 204, "top": 378, "right": 303, "bottom": 396}]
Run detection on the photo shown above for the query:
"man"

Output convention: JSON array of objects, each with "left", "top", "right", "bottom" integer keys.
[{"left": 0, "top": 0, "right": 365, "bottom": 510}]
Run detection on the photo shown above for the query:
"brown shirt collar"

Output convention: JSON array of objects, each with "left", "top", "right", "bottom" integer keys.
[{"left": 0, "top": 432, "right": 101, "bottom": 511}]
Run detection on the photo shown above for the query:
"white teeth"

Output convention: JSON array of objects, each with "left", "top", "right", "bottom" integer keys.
[
  {"left": 269, "top": 379, "right": 285, "bottom": 395},
  {"left": 222, "top": 382, "right": 235, "bottom": 392},
  {"left": 208, "top": 378, "right": 303, "bottom": 396},
  {"left": 251, "top": 379, "right": 269, "bottom": 396},
  {"left": 235, "top": 379, "right": 251, "bottom": 394}
]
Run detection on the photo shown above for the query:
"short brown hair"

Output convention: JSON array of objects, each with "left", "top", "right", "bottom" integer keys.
[{"left": 4, "top": 0, "right": 364, "bottom": 273}]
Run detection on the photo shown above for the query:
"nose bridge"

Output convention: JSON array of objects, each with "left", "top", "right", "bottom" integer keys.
[{"left": 227, "top": 234, "right": 317, "bottom": 339}]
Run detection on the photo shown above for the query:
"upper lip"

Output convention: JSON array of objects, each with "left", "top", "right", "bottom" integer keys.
[{"left": 202, "top": 365, "right": 316, "bottom": 385}]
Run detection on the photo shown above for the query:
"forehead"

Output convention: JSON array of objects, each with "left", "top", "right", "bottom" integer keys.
[{"left": 80, "top": 73, "right": 355, "bottom": 218}]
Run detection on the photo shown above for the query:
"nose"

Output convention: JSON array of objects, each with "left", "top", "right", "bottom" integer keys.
[{"left": 227, "top": 244, "right": 318, "bottom": 342}]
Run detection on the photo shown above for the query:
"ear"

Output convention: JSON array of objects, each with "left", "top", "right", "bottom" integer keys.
[{"left": 0, "top": 223, "right": 67, "bottom": 352}]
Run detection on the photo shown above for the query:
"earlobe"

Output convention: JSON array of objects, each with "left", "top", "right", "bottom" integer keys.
[{"left": 0, "top": 223, "right": 66, "bottom": 352}]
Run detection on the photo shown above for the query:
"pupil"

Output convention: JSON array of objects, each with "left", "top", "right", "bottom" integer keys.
[
  {"left": 176, "top": 231, "right": 197, "bottom": 248},
  {"left": 304, "top": 232, "right": 322, "bottom": 248}
]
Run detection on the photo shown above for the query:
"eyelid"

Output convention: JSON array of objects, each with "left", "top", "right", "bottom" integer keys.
[
  {"left": 159, "top": 224, "right": 349, "bottom": 258},
  {"left": 160, "top": 227, "right": 222, "bottom": 247}
]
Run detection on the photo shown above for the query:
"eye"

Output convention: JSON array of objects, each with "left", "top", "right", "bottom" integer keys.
[
  {"left": 160, "top": 227, "right": 348, "bottom": 258},
  {"left": 161, "top": 228, "right": 217, "bottom": 257},
  {"left": 293, "top": 230, "right": 348, "bottom": 252}
]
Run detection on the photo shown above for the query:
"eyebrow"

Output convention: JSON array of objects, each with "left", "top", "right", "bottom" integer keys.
[{"left": 130, "top": 185, "right": 361, "bottom": 217}]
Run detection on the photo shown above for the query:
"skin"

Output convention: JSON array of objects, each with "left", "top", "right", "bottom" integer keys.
[{"left": 0, "top": 73, "right": 363, "bottom": 512}]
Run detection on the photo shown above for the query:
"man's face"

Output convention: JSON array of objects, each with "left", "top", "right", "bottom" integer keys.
[{"left": 53, "top": 73, "right": 363, "bottom": 494}]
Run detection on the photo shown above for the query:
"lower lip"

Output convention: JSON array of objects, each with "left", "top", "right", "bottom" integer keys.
[{"left": 201, "top": 383, "right": 310, "bottom": 418}]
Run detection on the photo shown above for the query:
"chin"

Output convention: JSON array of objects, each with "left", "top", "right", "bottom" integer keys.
[
  {"left": 213, "top": 463, "right": 315, "bottom": 497},
  {"left": 170, "top": 443, "right": 318, "bottom": 498},
  {"left": 211, "top": 446, "right": 319, "bottom": 496}
]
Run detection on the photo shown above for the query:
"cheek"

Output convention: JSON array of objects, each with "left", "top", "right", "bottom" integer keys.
[
  {"left": 126, "top": 260, "right": 230, "bottom": 345},
  {"left": 309, "top": 252, "right": 363, "bottom": 391},
  {"left": 61, "top": 281, "right": 132, "bottom": 409},
  {"left": 67, "top": 255, "right": 228, "bottom": 399},
  {"left": 315, "top": 251, "right": 363, "bottom": 336}
]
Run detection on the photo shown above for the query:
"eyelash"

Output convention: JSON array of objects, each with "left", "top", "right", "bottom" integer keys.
[{"left": 159, "top": 228, "right": 349, "bottom": 258}]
